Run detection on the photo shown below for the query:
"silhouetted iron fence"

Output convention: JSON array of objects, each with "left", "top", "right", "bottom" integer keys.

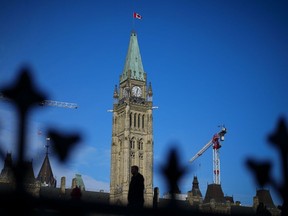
[{"left": 0, "top": 67, "right": 286, "bottom": 215}]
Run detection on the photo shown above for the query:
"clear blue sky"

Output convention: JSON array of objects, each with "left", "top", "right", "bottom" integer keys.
[{"left": 0, "top": 0, "right": 287, "bottom": 206}]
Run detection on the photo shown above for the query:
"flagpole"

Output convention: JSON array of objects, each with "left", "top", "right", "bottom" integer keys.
[
  {"left": 132, "top": 12, "right": 142, "bottom": 32},
  {"left": 132, "top": 12, "right": 137, "bottom": 32},
  {"left": 132, "top": 13, "right": 135, "bottom": 31}
]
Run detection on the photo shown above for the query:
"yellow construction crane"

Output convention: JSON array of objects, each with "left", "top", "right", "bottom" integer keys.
[{"left": 0, "top": 92, "right": 78, "bottom": 109}]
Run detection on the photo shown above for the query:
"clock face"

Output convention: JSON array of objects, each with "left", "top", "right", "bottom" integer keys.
[{"left": 132, "top": 86, "right": 142, "bottom": 97}]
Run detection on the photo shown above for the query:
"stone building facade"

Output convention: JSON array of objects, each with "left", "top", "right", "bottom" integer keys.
[
  {"left": 0, "top": 153, "right": 41, "bottom": 197},
  {"left": 187, "top": 176, "right": 203, "bottom": 206},
  {"left": 109, "top": 30, "right": 154, "bottom": 207}
]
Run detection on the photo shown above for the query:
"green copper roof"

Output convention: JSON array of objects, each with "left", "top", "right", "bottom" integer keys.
[
  {"left": 75, "top": 174, "right": 85, "bottom": 190},
  {"left": 120, "top": 31, "right": 145, "bottom": 83}
]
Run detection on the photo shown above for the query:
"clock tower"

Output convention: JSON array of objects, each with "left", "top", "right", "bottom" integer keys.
[{"left": 110, "top": 31, "right": 154, "bottom": 207}]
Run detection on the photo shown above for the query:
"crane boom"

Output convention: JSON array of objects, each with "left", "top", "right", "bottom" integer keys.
[
  {"left": 189, "top": 126, "right": 227, "bottom": 184},
  {"left": 39, "top": 100, "right": 78, "bottom": 109},
  {"left": 1, "top": 92, "right": 78, "bottom": 109},
  {"left": 189, "top": 127, "right": 226, "bottom": 163},
  {"left": 189, "top": 139, "right": 213, "bottom": 163}
]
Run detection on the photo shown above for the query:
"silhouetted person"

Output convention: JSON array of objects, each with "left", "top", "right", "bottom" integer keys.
[
  {"left": 153, "top": 187, "right": 159, "bottom": 209},
  {"left": 71, "top": 185, "right": 82, "bottom": 200},
  {"left": 128, "top": 165, "right": 144, "bottom": 209}
]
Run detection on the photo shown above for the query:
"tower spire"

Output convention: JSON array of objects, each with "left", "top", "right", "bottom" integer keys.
[
  {"left": 120, "top": 31, "right": 145, "bottom": 83},
  {"left": 36, "top": 137, "right": 56, "bottom": 187},
  {"left": 45, "top": 137, "right": 50, "bottom": 155}
]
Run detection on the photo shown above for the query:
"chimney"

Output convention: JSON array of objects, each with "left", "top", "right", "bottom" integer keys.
[{"left": 72, "top": 177, "right": 77, "bottom": 189}]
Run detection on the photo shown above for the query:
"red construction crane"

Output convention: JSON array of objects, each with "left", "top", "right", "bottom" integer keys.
[{"left": 189, "top": 126, "right": 227, "bottom": 185}]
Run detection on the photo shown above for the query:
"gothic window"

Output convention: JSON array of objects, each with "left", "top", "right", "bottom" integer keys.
[
  {"left": 139, "top": 153, "right": 143, "bottom": 160},
  {"left": 138, "top": 139, "right": 143, "bottom": 150},
  {"left": 130, "top": 113, "right": 132, "bottom": 127},
  {"left": 119, "top": 140, "right": 122, "bottom": 155},
  {"left": 142, "top": 114, "right": 145, "bottom": 128},
  {"left": 134, "top": 113, "right": 137, "bottom": 127},
  {"left": 138, "top": 114, "right": 141, "bottom": 128},
  {"left": 130, "top": 138, "right": 135, "bottom": 149}
]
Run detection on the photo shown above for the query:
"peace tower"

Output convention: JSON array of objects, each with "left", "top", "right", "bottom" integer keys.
[{"left": 110, "top": 31, "right": 154, "bottom": 207}]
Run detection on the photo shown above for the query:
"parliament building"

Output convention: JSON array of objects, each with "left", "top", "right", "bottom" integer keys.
[{"left": 0, "top": 30, "right": 281, "bottom": 216}]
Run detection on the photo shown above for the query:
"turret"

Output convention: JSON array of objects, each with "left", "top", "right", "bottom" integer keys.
[
  {"left": 113, "top": 85, "right": 119, "bottom": 104},
  {"left": 147, "top": 82, "right": 153, "bottom": 102},
  {"left": 36, "top": 138, "right": 57, "bottom": 187},
  {"left": 187, "top": 176, "right": 203, "bottom": 206}
]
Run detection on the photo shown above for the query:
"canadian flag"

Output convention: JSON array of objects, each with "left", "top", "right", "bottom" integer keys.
[{"left": 133, "top": 12, "right": 142, "bottom": 19}]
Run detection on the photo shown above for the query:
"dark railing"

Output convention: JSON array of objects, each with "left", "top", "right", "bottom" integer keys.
[{"left": 0, "top": 66, "right": 286, "bottom": 215}]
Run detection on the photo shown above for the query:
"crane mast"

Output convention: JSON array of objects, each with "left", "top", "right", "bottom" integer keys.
[{"left": 189, "top": 126, "right": 227, "bottom": 185}]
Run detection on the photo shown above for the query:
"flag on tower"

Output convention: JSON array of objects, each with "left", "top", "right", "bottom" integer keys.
[{"left": 133, "top": 12, "right": 142, "bottom": 19}]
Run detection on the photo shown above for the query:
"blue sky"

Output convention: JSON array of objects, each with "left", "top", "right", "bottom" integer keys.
[{"left": 0, "top": 0, "right": 288, "bottom": 206}]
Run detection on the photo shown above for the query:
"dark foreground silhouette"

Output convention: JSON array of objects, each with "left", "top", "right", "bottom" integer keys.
[{"left": 0, "top": 66, "right": 285, "bottom": 215}]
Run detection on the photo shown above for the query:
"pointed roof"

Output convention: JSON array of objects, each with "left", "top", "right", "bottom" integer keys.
[
  {"left": 0, "top": 153, "right": 14, "bottom": 182},
  {"left": 37, "top": 145, "right": 56, "bottom": 187},
  {"left": 147, "top": 82, "right": 153, "bottom": 96},
  {"left": 203, "top": 183, "right": 225, "bottom": 204},
  {"left": 23, "top": 160, "right": 37, "bottom": 183},
  {"left": 113, "top": 85, "right": 119, "bottom": 99},
  {"left": 255, "top": 189, "right": 275, "bottom": 209},
  {"left": 120, "top": 31, "right": 146, "bottom": 83},
  {"left": 191, "top": 176, "right": 202, "bottom": 197},
  {"left": 0, "top": 153, "right": 36, "bottom": 184}
]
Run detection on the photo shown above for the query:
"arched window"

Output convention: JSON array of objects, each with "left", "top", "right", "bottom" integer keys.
[
  {"left": 138, "top": 114, "right": 141, "bottom": 128},
  {"left": 142, "top": 114, "right": 145, "bottom": 128},
  {"left": 130, "top": 138, "right": 135, "bottom": 149},
  {"left": 134, "top": 113, "right": 137, "bottom": 127},
  {"left": 138, "top": 139, "right": 143, "bottom": 150}
]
